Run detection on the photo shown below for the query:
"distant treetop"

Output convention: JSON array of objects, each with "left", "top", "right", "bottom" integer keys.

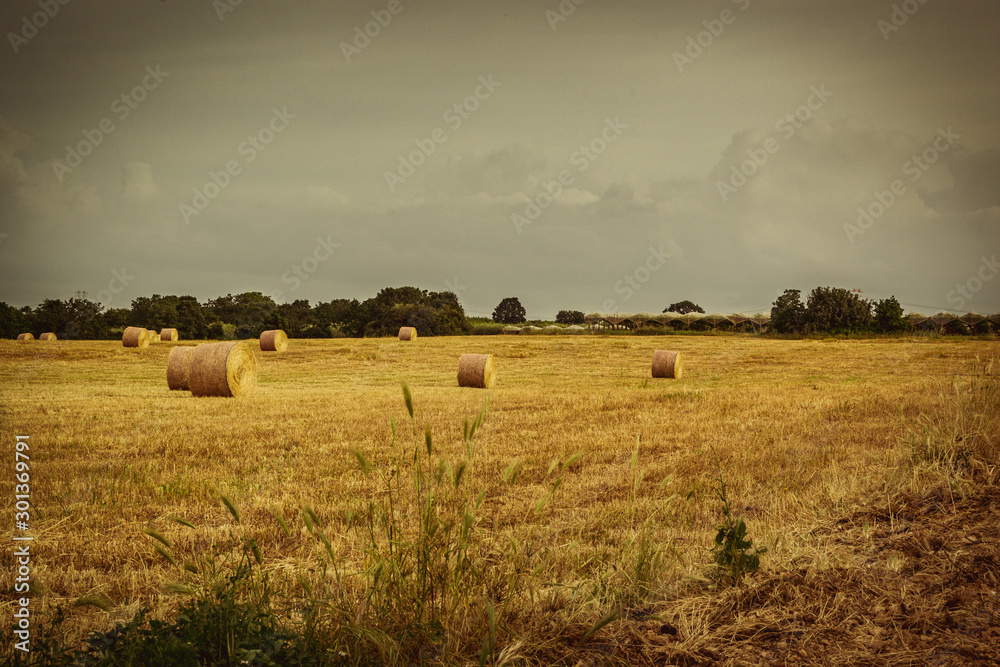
[{"left": 665, "top": 300, "right": 704, "bottom": 315}]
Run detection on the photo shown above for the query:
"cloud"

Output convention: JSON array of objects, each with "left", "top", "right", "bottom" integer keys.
[
  {"left": 919, "top": 147, "right": 1000, "bottom": 214},
  {"left": 118, "top": 162, "right": 160, "bottom": 205},
  {"left": 422, "top": 144, "right": 549, "bottom": 198},
  {"left": 0, "top": 117, "right": 101, "bottom": 225}
]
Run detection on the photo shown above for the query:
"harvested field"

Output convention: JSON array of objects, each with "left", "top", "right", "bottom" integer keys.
[{"left": 1, "top": 335, "right": 998, "bottom": 665}]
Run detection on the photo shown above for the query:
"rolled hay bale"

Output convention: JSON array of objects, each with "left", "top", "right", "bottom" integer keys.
[
  {"left": 147, "top": 329, "right": 159, "bottom": 343},
  {"left": 458, "top": 353, "right": 497, "bottom": 388},
  {"left": 122, "top": 326, "right": 149, "bottom": 348},
  {"left": 160, "top": 328, "right": 179, "bottom": 342},
  {"left": 188, "top": 341, "right": 257, "bottom": 397},
  {"left": 38, "top": 332, "right": 57, "bottom": 341},
  {"left": 398, "top": 326, "right": 417, "bottom": 342},
  {"left": 652, "top": 350, "right": 683, "bottom": 379},
  {"left": 17, "top": 333, "right": 34, "bottom": 341},
  {"left": 259, "top": 329, "right": 288, "bottom": 352},
  {"left": 166, "top": 346, "right": 195, "bottom": 391}
]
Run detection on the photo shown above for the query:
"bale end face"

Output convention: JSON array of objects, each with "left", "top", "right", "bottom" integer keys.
[
  {"left": 189, "top": 341, "right": 258, "bottom": 397},
  {"left": 652, "top": 350, "right": 683, "bottom": 379},
  {"left": 260, "top": 330, "right": 288, "bottom": 352},
  {"left": 458, "top": 353, "right": 497, "bottom": 388},
  {"left": 398, "top": 327, "right": 418, "bottom": 341}
]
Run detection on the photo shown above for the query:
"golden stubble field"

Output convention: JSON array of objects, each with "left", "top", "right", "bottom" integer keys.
[{"left": 2, "top": 334, "right": 999, "bottom": 664}]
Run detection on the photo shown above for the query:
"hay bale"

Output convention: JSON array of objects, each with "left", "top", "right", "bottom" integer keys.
[
  {"left": 160, "top": 328, "right": 179, "bottom": 342},
  {"left": 188, "top": 341, "right": 257, "bottom": 397},
  {"left": 16, "top": 333, "right": 34, "bottom": 341},
  {"left": 652, "top": 350, "right": 683, "bottom": 379},
  {"left": 166, "top": 346, "right": 195, "bottom": 391},
  {"left": 122, "top": 327, "right": 149, "bottom": 348},
  {"left": 147, "top": 329, "right": 159, "bottom": 343},
  {"left": 38, "top": 332, "right": 57, "bottom": 341},
  {"left": 398, "top": 326, "right": 418, "bottom": 341},
  {"left": 458, "top": 353, "right": 496, "bottom": 388},
  {"left": 260, "top": 329, "right": 288, "bottom": 352}
]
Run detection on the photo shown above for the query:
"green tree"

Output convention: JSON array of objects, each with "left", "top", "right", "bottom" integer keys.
[
  {"left": 130, "top": 295, "right": 207, "bottom": 339},
  {"left": 205, "top": 292, "right": 278, "bottom": 338},
  {"left": 175, "top": 297, "right": 208, "bottom": 339},
  {"left": 556, "top": 310, "right": 586, "bottom": 325},
  {"left": 103, "top": 307, "right": 131, "bottom": 331},
  {"left": 34, "top": 293, "right": 108, "bottom": 339},
  {"left": 805, "top": 287, "right": 873, "bottom": 333},
  {"left": 665, "top": 300, "right": 704, "bottom": 315},
  {"left": 492, "top": 297, "right": 526, "bottom": 324},
  {"left": 313, "top": 298, "right": 362, "bottom": 337},
  {"left": 0, "top": 302, "right": 28, "bottom": 338},
  {"left": 428, "top": 291, "right": 471, "bottom": 335},
  {"left": 770, "top": 289, "right": 806, "bottom": 334},
  {"left": 873, "top": 296, "right": 907, "bottom": 333},
  {"left": 276, "top": 299, "right": 313, "bottom": 338},
  {"left": 353, "top": 287, "right": 470, "bottom": 337}
]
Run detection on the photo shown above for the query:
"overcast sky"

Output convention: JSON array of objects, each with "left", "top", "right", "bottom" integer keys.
[{"left": 1, "top": 0, "right": 998, "bottom": 319}]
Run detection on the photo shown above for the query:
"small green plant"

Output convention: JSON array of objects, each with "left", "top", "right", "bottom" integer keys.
[{"left": 710, "top": 468, "right": 765, "bottom": 585}]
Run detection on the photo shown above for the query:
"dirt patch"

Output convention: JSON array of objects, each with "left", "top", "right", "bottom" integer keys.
[{"left": 575, "top": 473, "right": 1000, "bottom": 666}]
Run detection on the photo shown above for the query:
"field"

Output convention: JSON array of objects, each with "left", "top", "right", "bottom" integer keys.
[{"left": 2, "top": 335, "right": 999, "bottom": 665}]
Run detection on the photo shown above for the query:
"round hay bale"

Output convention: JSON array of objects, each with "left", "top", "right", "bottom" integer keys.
[
  {"left": 260, "top": 329, "right": 288, "bottom": 352},
  {"left": 38, "top": 332, "right": 57, "bottom": 341},
  {"left": 17, "top": 333, "right": 34, "bottom": 341},
  {"left": 652, "top": 350, "right": 683, "bottom": 379},
  {"left": 147, "top": 329, "right": 159, "bottom": 343},
  {"left": 398, "top": 326, "right": 417, "bottom": 341},
  {"left": 188, "top": 341, "right": 257, "bottom": 397},
  {"left": 160, "top": 328, "right": 179, "bottom": 342},
  {"left": 166, "top": 346, "right": 195, "bottom": 391},
  {"left": 458, "top": 353, "right": 496, "bottom": 388},
  {"left": 122, "top": 327, "right": 149, "bottom": 348}
]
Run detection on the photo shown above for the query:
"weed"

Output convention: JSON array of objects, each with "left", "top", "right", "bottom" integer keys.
[{"left": 709, "top": 465, "right": 766, "bottom": 586}]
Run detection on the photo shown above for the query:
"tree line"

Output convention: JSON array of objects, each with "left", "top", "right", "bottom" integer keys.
[
  {"left": 0, "top": 286, "right": 990, "bottom": 339},
  {"left": 0, "top": 287, "right": 470, "bottom": 340},
  {"left": 770, "top": 287, "right": 909, "bottom": 334}
]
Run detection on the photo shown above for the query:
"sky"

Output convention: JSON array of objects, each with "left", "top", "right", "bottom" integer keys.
[{"left": 1, "top": 0, "right": 999, "bottom": 320}]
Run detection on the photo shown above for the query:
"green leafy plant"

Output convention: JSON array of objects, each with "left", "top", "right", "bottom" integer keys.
[{"left": 710, "top": 469, "right": 766, "bottom": 585}]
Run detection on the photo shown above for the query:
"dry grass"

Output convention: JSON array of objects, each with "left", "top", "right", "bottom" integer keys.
[{"left": 1, "top": 335, "right": 998, "bottom": 664}]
